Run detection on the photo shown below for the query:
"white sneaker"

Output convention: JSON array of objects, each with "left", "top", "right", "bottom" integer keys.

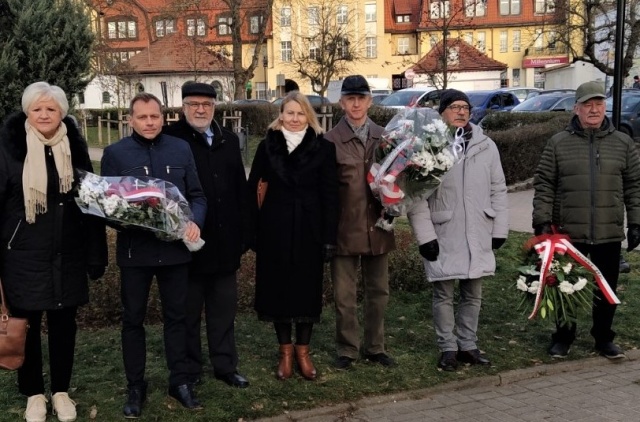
[
  {"left": 51, "top": 392, "right": 77, "bottom": 422},
  {"left": 24, "top": 394, "right": 47, "bottom": 422}
]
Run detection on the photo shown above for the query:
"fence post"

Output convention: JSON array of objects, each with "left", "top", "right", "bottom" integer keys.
[
  {"left": 118, "top": 110, "right": 124, "bottom": 141},
  {"left": 98, "top": 115, "right": 103, "bottom": 146}
]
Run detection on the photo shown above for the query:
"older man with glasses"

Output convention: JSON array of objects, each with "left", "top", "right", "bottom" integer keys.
[
  {"left": 164, "top": 82, "right": 251, "bottom": 390},
  {"left": 407, "top": 89, "right": 508, "bottom": 372}
]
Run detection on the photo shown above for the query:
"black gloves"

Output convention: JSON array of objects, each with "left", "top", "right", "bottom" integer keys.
[
  {"left": 87, "top": 265, "right": 106, "bottom": 280},
  {"left": 492, "top": 238, "right": 506, "bottom": 250},
  {"left": 627, "top": 225, "right": 640, "bottom": 252},
  {"left": 419, "top": 239, "right": 439, "bottom": 261},
  {"left": 323, "top": 244, "right": 337, "bottom": 262},
  {"left": 534, "top": 223, "right": 553, "bottom": 236}
]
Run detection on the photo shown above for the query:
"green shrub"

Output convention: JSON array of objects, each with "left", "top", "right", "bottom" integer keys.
[{"left": 487, "top": 112, "right": 571, "bottom": 185}]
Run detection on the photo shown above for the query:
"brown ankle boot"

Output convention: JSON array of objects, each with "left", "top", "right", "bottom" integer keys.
[
  {"left": 277, "top": 344, "right": 294, "bottom": 380},
  {"left": 295, "top": 344, "right": 317, "bottom": 380}
]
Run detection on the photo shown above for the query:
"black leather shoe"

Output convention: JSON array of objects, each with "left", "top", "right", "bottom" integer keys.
[
  {"left": 457, "top": 349, "right": 491, "bottom": 366},
  {"left": 123, "top": 384, "right": 146, "bottom": 418},
  {"left": 168, "top": 384, "right": 203, "bottom": 410},
  {"left": 363, "top": 353, "right": 396, "bottom": 367},
  {"left": 335, "top": 356, "right": 355, "bottom": 370},
  {"left": 438, "top": 351, "right": 458, "bottom": 371},
  {"left": 215, "top": 372, "right": 249, "bottom": 388}
]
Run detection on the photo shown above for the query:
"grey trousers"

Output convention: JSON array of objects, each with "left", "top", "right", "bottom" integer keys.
[
  {"left": 331, "top": 254, "right": 390, "bottom": 359},
  {"left": 432, "top": 278, "right": 482, "bottom": 352}
]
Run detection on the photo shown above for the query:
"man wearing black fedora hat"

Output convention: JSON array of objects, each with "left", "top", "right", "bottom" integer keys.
[
  {"left": 164, "top": 81, "right": 251, "bottom": 390},
  {"left": 325, "top": 75, "right": 396, "bottom": 370}
]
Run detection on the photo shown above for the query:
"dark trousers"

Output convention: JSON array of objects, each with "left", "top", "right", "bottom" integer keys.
[
  {"left": 552, "top": 242, "right": 621, "bottom": 345},
  {"left": 185, "top": 272, "right": 238, "bottom": 378},
  {"left": 12, "top": 306, "right": 78, "bottom": 396},
  {"left": 120, "top": 264, "right": 189, "bottom": 388}
]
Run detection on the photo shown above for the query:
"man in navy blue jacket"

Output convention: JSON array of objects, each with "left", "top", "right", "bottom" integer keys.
[{"left": 101, "top": 93, "right": 206, "bottom": 417}]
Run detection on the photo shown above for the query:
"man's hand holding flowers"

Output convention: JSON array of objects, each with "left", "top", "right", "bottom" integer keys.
[
  {"left": 368, "top": 108, "right": 464, "bottom": 231},
  {"left": 183, "top": 221, "right": 201, "bottom": 244}
]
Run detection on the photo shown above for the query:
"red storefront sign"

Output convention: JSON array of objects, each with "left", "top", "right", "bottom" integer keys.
[{"left": 522, "top": 56, "right": 570, "bottom": 68}]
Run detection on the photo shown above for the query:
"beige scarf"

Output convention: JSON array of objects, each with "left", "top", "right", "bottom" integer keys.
[{"left": 23, "top": 121, "right": 73, "bottom": 223}]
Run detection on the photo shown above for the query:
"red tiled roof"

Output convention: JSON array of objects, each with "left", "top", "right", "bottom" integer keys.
[
  {"left": 385, "top": 0, "right": 421, "bottom": 33},
  {"left": 126, "top": 32, "right": 233, "bottom": 74},
  {"left": 412, "top": 38, "right": 507, "bottom": 73}
]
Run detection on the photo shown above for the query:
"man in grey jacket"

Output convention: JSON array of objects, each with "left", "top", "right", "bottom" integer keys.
[
  {"left": 407, "top": 89, "right": 508, "bottom": 372},
  {"left": 532, "top": 81, "right": 640, "bottom": 359}
]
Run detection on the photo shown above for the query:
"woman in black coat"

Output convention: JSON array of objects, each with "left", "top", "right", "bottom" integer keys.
[
  {"left": 0, "top": 82, "right": 107, "bottom": 422},
  {"left": 248, "top": 92, "right": 338, "bottom": 380}
]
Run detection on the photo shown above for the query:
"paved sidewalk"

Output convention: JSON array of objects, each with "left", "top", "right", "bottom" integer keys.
[{"left": 258, "top": 350, "right": 640, "bottom": 422}]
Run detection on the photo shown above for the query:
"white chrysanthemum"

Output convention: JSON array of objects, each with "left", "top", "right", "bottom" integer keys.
[
  {"left": 410, "top": 150, "right": 436, "bottom": 173},
  {"left": 434, "top": 150, "right": 455, "bottom": 171},
  {"left": 562, "top": 263, "right": 573, "bottom": 274},
  {"left": 573, "top": 277, "right": 588, "bottom": 291},
  {"left": 516, "top": 276, "right": 528, "bottom": 291},
  {"left": 528, "top": 280, "right": 540, "bottom": 294},
  {"left": 550, "top": 259, "right": 561, "bottom": 272},
  {"left": 559, "top": 281, "right": 575, "bottom": 294},
  {"left": 422, "top": 123, "right": 436, "bottom": 134},
  {"left": 433, "top": 119, "right": 448, "bottom": 135}
]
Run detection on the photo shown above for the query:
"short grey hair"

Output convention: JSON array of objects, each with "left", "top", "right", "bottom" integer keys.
[{"left": 21, "top": 82, "right": 69, "bottom": 118}]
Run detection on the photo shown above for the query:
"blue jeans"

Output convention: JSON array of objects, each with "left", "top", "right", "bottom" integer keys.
[{"left": 432, "top": 278, "right": 483, "bottom": 352}]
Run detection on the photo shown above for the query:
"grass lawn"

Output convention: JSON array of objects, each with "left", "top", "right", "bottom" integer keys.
[{"left": 1, "top": 232, "right": 639, "bottom": 421}]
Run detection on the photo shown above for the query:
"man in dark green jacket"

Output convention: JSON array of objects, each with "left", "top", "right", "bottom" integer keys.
[{"left": 532, "top": 81, "right": 640, "bottom": 359}]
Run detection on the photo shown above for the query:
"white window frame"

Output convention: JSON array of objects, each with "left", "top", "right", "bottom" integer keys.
[
  {"left": 281, "top": 41, "right": 292, "bottom": 62},
  {"left": 499, "top": 30, "right": 508, "bottom": 53},
  {"left": 398, "top": 37, "right": 409, "bottom": 54},
  {"left": 465, "top": 0, "right": 486, "bottom": 17},
  {"left": 499, "top": 0, "right": 520, "bottom": 15},
  {"left": 337, "top": 5, "right": 348, "bottom": 24},
  {"left": 512, "top": 29, "right": 521, "bottom": 52},
  {"left": 477, "top": 31, "right": 486, "bottom": 53},
  {"left": 365, "top": 36, "right": 377, "bottom": 58},
  {"left": 218, "top": 17, "right": 231, "bottom": 35},
  {"left": 430, "top": 1, "right": 450, "bottom": 18},
  {"left": 365, "top": 4, "right": 376, "bottom": 22},
  {"left": 281, "top": 7, "right": 291, "bottom": 27},
  {"left": 308, "top": 7, "right": 319, "bottom": 25}
]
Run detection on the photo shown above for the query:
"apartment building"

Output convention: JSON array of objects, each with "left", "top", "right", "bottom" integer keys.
[{"left": 85, "top": 0, "right": 571, "bottom": 107}]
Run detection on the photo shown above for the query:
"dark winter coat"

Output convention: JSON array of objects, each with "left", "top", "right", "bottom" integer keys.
[
  {"left": 101, "top": 132, "right": 206, "bottom": 267},
  {"left": 163, "top": 117, "right": 250, "bottom": 276},
  {"left": 247, "top": 128, "right": 339, "bottom": 321},
  {"left": 533, "top": 115, "right": 640, "bottom": 243},
  {"left": 324, "top": 117, "right": 395, "bottom": 255},
  {"left": 0, "top": 113, "right": 107, "bottom": 311}
]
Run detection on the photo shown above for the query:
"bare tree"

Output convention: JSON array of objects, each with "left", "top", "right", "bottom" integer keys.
[
  {"left": 414, "top": 0, "right": 479, "bottom": 89},
  {"left": 545, "top": 0, "right": 640, "bottom": 77},
  {"left": 286, "top": 0, "right": 363, "bottom": 97}
]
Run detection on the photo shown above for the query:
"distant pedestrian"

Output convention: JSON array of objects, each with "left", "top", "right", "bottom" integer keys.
[
  {"left": 633, "top": 75, "right": 640, "bottom": 89},
  {"left": 407, "top": 89, "right": 508, "bottom": 372},
  {"left": 533, "top": 81, "right": 640, "bottom": 360}
]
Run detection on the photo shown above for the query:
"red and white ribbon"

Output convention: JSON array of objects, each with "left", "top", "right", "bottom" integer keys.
[{"left": 528, "top": 234, "right": 620, "bottom": 320}]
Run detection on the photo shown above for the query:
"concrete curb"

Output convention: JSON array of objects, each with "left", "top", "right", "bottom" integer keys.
[{"left": 257, "top": 349, "right": 640, "bottom": 421}]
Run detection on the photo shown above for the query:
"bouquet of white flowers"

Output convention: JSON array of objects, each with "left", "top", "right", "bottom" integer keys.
[
  {"left": 75, "top": 171, "right": 204, "bottom": 251},
  {"left": 367, "top": 107, "right": 464, "bottom": 231}
]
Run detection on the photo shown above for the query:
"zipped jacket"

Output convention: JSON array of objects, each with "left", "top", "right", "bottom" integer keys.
[{"left": 533, "top": 115, "right": 640, "bottom": 244}]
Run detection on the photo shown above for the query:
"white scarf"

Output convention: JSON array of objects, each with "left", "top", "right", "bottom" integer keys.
[
  {"left": 23, "top": 121, "right": 73, "bottom": 223},
  {"left": 282, "top": 126, "right": 308, "bottom": 153}
]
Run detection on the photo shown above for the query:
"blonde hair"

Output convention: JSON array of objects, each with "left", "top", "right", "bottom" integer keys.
[
  {"left": 21, "top": 82, "right": 69, "bottom": 118},
  {"left": 268, "top": 92, "right": 323, "bottom": 134}
]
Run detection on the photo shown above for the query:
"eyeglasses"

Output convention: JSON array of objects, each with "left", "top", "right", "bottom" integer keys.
[
  {"left": 184, "top": 101, "right": 214, "bottom": 110},
  {"left": 446, "top": 104, "right": 471, "bottom": 112}
]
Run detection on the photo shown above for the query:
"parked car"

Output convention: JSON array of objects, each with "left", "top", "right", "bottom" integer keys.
[
  {"left": 511, "top": 93, "right": 575, "bottom": 113},
  {"left": 466, "top": 90, "right": 520, "bottom": 124},
  {"left": 606, "top": 94, "right": 640, "bottom": 139},
  {"left": 504, "top": 87, "right": 541, "bottom": 102},
  {"left": 232, "top": 99, "right": 272, "bottom": 105},
  {"left": 527, "top": 89, "right": 576, "bottom": 99},
  {"left": 272, "top": 94, "right": 331, "bottom": 107},
  {"left": 378, "top": 87, "right": 442, "bottom": 110},
  {"left": 372, "top": 94, "right": 390, "bottom": 105}
]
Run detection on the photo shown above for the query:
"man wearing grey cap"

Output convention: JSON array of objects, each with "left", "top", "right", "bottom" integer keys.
[
  {"left": 324, "top": 75, "right": 396, "bottom": 369},
  {"left": 533, "top": 81, "right": 640, "bottom": 359},
  {"left": 164, "top": 82, "right": 251, "bottom": 389}
]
